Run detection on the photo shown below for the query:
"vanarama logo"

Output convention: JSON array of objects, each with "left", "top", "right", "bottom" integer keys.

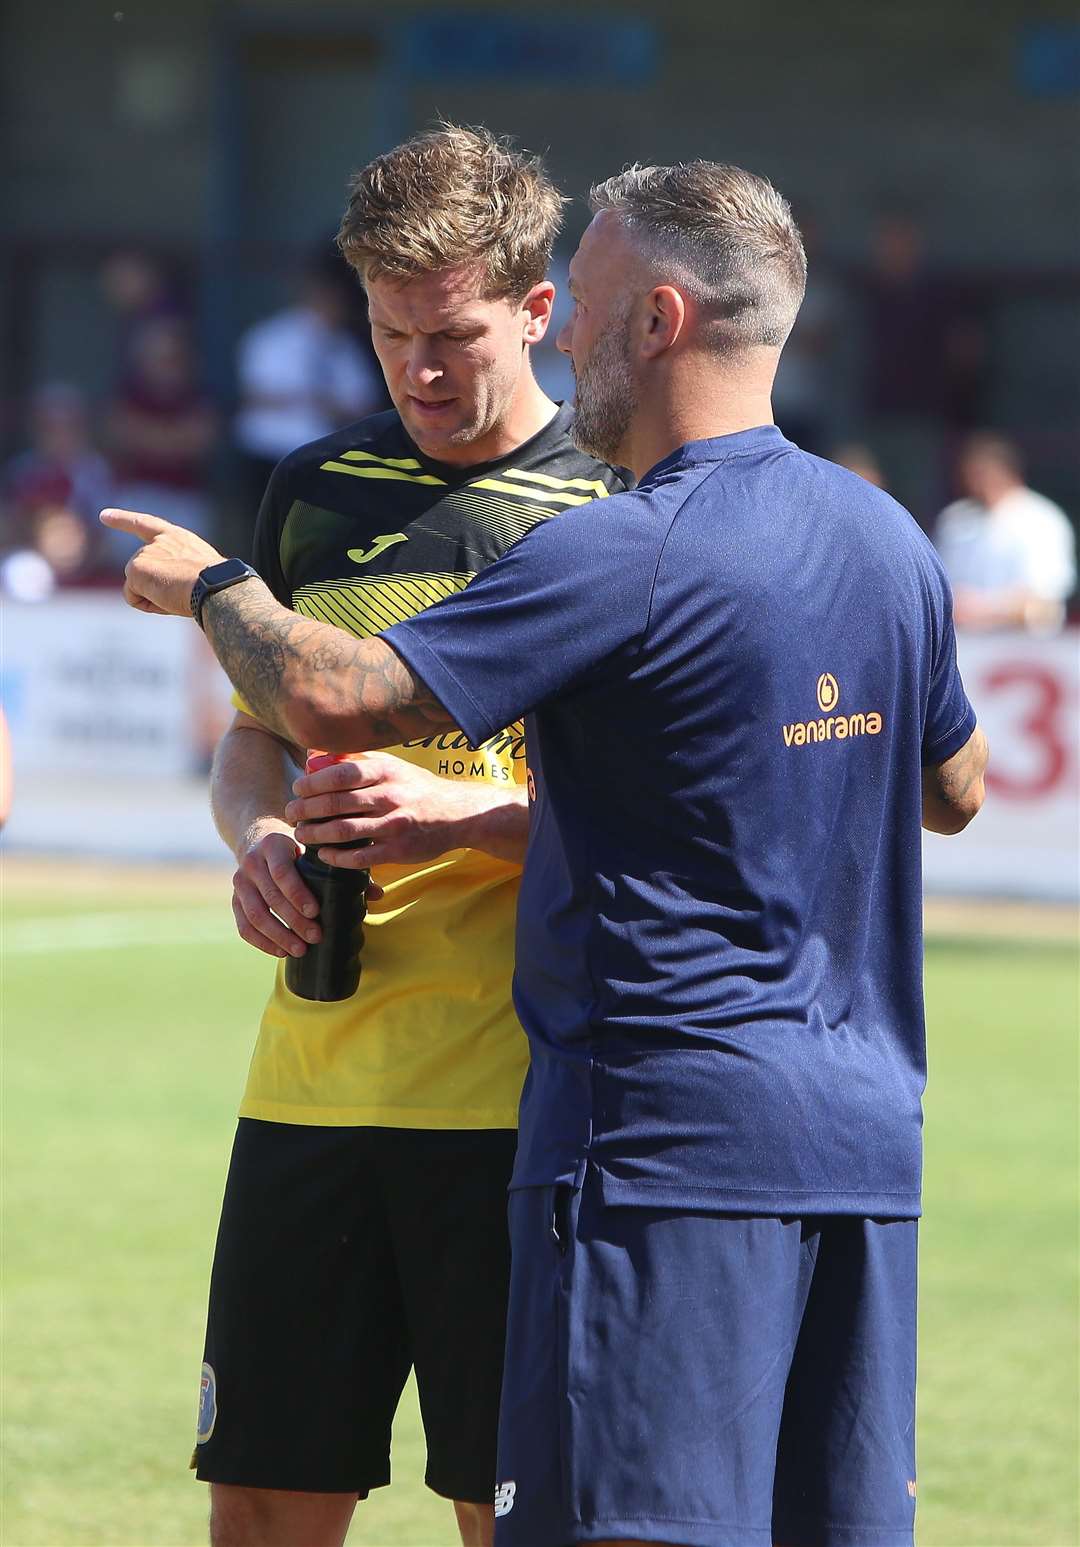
[{"left": 782, "top": 673, "right": 883, "bottom": 747}]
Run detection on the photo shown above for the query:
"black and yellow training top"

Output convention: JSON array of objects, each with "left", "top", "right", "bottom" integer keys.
[{"left": 235, "top": 404, "right": 627, "bottom": 1128}]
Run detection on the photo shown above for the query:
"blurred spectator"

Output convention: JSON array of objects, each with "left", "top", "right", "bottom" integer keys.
[
  {"left": 108, "top": 317, "right": 218, "bottom": 540},
  {"left": 859, "top": 212, "right": 986, "bottom": 525},
  {"left": 0, "top": 383, "right": 114, "bottom": 578},
  {"left": 0, "top": 508, "right": 95, "bottom": 601},
  {"left": 2, "top": 383, "right": 113, "bottom": 530},
  {"left": 773, "top": 210, "right": 844, "bottom": 456},
  {"left": 100, "top": 248, "right": 186, "bottom": 377},
  {"left": 830, "top": 442, "right": 887, "bottom": 490},
  {"left": 234, "top": 247, "right": 383, "bottom": 513},
  {"left": 935, "top": 433, "right": 1076, "bottom": 632}
]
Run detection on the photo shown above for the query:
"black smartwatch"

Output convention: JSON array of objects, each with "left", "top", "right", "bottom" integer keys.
[{"left": 190, "top": 558, "right": 258, "bottom": 630}]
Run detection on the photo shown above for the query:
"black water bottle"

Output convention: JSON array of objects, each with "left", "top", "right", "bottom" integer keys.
[{"left": 284, "top": 753, "right": 370, "bottom": 1002}]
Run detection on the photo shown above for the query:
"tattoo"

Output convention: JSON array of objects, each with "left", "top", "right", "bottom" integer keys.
[
  {"left": 923, "top": 727, "right": 988, "bottom": 833},
  {"left": 203, "top": 578, "right": 454, "bottom": 749},
  {"left": 936, "top": 727, "right": 988, "bottom": 804},
  {"left": 936, "top": 751, "right": 981, "bottom": 807}
]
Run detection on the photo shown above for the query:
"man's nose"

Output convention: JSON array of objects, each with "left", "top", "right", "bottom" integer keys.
[
  {"left": 405, "top": 345, "right": 443, "bottom": 386},
  {"left": 556, "top": 320, "right": 572, "bottom": 358}
]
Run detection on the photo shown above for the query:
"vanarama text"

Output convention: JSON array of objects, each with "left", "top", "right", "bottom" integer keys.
[{"left": 782, "top": 711, "right": 883, "bottom": 747}]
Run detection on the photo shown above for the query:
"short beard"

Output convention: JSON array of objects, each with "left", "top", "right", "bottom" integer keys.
[{"left": 570, "top": 307, "right": 637, "bottom": 465}]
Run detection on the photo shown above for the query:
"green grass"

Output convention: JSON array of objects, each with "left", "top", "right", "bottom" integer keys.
[
  {"left": 2, "top": 879, "right": 1077, "bottom": 1546},
  {"left": 919, "top": 938, "right": 1079, "bottom": 1546}
]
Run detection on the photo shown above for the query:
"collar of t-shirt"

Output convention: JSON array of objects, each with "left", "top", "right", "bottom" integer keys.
[{"left": 639, "top": 423, "right": 788, "bottom": 484}]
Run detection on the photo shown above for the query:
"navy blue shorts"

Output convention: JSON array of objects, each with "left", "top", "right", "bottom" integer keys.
[{"left": 495, "top": 1170, "right": 918, "bottom": 1547}]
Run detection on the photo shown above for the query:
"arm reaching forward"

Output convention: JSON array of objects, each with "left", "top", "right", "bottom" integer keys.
[
  {"left": 286, "top": 752, "right": 529, "bottom": 870},
  {"left": 101, "top": 507, "right": 455, "bottom": 752}
]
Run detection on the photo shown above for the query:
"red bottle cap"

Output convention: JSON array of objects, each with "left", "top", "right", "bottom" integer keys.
[{"left": 305, "top": 751, "right": 354, "bottom": 774}]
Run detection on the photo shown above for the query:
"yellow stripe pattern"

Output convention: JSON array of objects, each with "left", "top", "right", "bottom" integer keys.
[
  {"left": 292, "top": 571, "right": 475, "bottom": 639},
  {"left": 321, "top": 460, "right": 447, "bottom": 486},
  {"left": 339, "top": 450, "right": 425, "bottom": 469},
  {"left": 498, "top": 467, "right": 611, "bottom": 497},
  {"left": 471, "top": 477, "right": 593, "bottom": 507}
]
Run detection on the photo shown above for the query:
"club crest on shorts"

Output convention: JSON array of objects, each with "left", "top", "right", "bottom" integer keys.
[
  {"left": 494, "top": 1480, "right": 516, "bottom": 1517},
  {"left": 196, "top": 1361, "right": 217, "bottom": 1444}
]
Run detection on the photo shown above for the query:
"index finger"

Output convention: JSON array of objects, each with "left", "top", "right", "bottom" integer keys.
[
  {"left": 99, "top": 507, "right": 176, "bottom": 543},
  {"left": 292, "top": 755, "right": 386, "bottom": 799}
]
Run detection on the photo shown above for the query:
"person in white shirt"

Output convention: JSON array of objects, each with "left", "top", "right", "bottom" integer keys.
[
  {"left": 935, "top": 433, "right": 1076, "bottom": 632},
  {"left": 234, "top": 253, "right": 383, "bottom": 512}
]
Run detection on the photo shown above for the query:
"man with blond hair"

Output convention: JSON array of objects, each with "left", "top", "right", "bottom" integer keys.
[
  {"left": 109, "top": 157, "right": 985, "bottom": 1547},
  {"left": 160, "top": 124, "right": 623, "bottom": 1547}
]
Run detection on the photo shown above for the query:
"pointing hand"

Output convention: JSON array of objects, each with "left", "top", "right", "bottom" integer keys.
[{"left": 100, "top": 507, "right": 225, "bottom": 618}]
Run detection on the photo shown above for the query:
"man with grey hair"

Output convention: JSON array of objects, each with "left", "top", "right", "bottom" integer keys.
[{"left": 106, "top": 157, "right": 987, "bottom": 1547}]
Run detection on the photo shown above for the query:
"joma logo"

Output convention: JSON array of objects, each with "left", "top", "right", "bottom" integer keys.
[{"left": 347, "top": 533, "right": 408, "bottom": 565}]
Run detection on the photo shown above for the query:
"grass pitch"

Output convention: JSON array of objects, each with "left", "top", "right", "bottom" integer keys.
[{"left": 2, "top": 865, "right": 1077, "bottom": 1546}]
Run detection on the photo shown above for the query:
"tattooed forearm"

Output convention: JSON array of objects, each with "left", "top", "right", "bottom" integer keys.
[{"left": 202, "top": 578, "right": 454, "bottom": 751}]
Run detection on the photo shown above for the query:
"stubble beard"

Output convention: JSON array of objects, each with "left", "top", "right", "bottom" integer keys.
[
  {"left": 570, "top": 309, "right": 637, "bottom": 466},
  {"left": 397, "top": 353, "right": 520, "bottom": 459}
]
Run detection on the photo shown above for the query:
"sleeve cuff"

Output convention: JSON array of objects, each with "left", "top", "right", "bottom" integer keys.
[
  {"left": 384, "top": 621, "right": 499, "bottom": 750},
  {"left": 922, "top": 703, "right": 977, "bottom": 767}
]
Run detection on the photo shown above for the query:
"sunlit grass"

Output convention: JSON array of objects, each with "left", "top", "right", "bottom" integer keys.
[{"left": 2, "top": 882, "right": 1076, "bottom": 1545}]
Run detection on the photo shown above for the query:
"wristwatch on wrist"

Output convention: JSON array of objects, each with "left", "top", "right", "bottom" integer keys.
[{"left": 190, "top": 558, "right": 258, "bottom": 630}]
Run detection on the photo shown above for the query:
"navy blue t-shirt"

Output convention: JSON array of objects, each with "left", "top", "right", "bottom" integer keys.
[{"left": 387, "top": 426, "right": 975, "bottom": 1216}]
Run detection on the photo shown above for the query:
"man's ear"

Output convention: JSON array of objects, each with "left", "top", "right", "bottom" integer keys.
[
  {"left": 641, "top": 285, "right": 687, "bottom": 358},
  {"left": 522, "top": 281, "right": 556, "bottom": 345}
]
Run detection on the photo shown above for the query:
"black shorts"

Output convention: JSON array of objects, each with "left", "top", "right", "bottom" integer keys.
[{"left": 193, "top": 1119, "right": 516, "bottom": 1500}]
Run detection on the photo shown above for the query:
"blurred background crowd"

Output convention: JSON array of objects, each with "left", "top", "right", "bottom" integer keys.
[
  {"left": 2, "top": 0, "right": 1078, "bottom": 626},
  {"left": 6, "top": 219, "right": 1075, "bottom": 634},
  {"left": 0, "top": 240, "right": 389, "bottom": 598},
  {"left": 2, "top": 216, "right": 1077, "bottom": 632}
]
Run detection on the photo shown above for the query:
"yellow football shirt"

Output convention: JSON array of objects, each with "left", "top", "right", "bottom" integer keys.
[{"left": 234, "top": 405, "right": 626, "bottom": 1128}]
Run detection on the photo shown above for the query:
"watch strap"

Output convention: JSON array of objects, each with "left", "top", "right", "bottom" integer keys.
[{"left": 190, "top": 559, "right": 258, "bottom": 630}]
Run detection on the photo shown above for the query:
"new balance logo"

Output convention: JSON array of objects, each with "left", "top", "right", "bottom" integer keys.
[
  {"left": 494, "top": 1480, "right": 516, "bottom": 1517},
  {"left": 347, "top": 533, "right": 409, "bottom": 565}
]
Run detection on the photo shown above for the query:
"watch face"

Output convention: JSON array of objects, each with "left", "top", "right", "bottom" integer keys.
[{"left": 203, "top": 558, "right": 250, "bottom": 587}]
